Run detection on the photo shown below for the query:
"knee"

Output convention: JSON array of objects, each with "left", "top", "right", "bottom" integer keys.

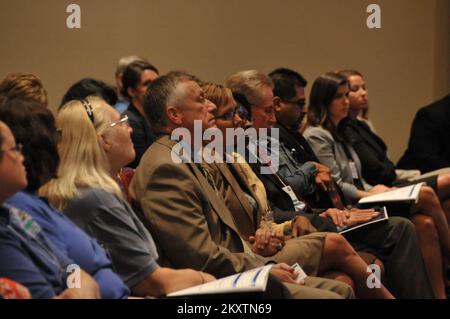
[
  {"left": 332, "top": 281, "right": 356, "bottom": 299},
  {"left": 438, "top": 173, "right": 450, "bottom": 189},
  {"left": 322, "top": 271, "right": 355, "bottom": 291},
  {"left": 419, "top": 186, "right": 440, "bottom": 205},
  {"left": 325, "top": 233, "right": 355, "bottom": 255},
  {"left": 411, "top": 214, "right": 439, "bottom": 240}
]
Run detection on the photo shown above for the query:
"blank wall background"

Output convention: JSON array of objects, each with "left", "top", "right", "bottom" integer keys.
[{"left": 0, "top": 0, "right": 449, "bottom": 162}]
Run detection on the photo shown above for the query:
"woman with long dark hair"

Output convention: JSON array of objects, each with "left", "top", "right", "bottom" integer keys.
[{"left": 304, "top": 73, "right": 449, "bottom": 298}]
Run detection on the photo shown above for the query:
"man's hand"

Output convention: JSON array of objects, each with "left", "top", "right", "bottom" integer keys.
[
  {"left": 270, "top": 263, "right": 304, "bottom": 285},
  {"left": 249, "top": 228, "right": 285, "bottom": 257},
  {"left": 313, "top": 162, "right": 332, "bottom": 191},
  {"left": 291, "top": 216, "right": 317, "bottom": 237}
]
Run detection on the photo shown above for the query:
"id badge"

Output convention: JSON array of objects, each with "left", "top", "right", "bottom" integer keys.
[
  {"left": 349, "top": 162, "right": 359, "bottom": 179},
  {"left": 282, "top": 185, "right": 306, "bottom": 212}
]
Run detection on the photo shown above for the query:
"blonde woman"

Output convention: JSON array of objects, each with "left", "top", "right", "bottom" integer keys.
[{"left": 40, "top": 97, "right": 215, "bottom": 297}]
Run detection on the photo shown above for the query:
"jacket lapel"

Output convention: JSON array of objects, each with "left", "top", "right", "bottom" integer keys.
[{"left": 186, "top": 161, "right": 244, "bottom": 236}]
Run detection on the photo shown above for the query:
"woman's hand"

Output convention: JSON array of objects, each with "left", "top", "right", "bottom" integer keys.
[
  {"left": 320, "top": 208, "right": 378, "bottom": 227},
  {"left": 368, "top": 184, "right": 391, "bottom": 195}
]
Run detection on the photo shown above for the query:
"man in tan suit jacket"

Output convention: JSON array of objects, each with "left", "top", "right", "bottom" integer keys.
[{"left": 130, "top": 71, "right": 354, "bottom": 298}]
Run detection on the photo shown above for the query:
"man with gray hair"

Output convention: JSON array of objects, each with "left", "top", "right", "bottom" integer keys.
[
  {"left": 130, "top": 71, "right": 355, "bottom": 299},
  {"left": 225, "top": 70, "right": 331, "bottom": 197}
]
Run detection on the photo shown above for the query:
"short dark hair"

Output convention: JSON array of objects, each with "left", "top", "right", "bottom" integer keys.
[
  {"left": 60, "top": 78, "right": 118, "bottom": 109},
  {"left": 121, "top": 61, "right": 159, "bottom": 99},
  {"left": 307, "top": 72, "right": 348, "bottom": 135},
  {"left": 0, "top": 97, "right": 59, "bottom": 192},
  {"left": 269, "top": 68, "right": 307, "bottom": 101},
  {"left": 143, "top": 71, "right": 196, "bottom": 135}
]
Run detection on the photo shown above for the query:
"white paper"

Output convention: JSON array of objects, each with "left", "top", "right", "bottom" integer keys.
[
  {"left": 167, "top": 265, "right": 273, "bottom": 297},
  {"left": 358, "top": 183, "right": 424, "bottom": 205}
]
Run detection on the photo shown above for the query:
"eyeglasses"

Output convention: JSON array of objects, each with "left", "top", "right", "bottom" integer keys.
[
  {"left": 0, "top": 143, "right": 23, "bottom": 159},
  {"left": 282, "top": 98, "right": 306, "bottom": 109},
  {"left": 215, "top": 108, "right": 237, "bottom": 121},
  {"left": 236, "top": 104, "right": 251, "bottom": 121},
  {"left": 110, "top": 115, "right": 129, "bottom": 128}
]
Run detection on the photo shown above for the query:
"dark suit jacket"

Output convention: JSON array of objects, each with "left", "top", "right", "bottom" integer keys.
[
  {"left": 397, "top": 94, "right": 450, "bottom": 173},
  {"left": 242, "top": 136, "right": 337, "bottom": 231},
  {"left": 123, "top": 103, "right": 155, "bottom": 168},
  {"left": 344, "top": 118, "right": 397, "bottom": 186}
]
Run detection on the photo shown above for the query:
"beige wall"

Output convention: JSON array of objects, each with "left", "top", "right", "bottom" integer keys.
[{"left": 0, "top": 0, "right": 449, "bottom": 162}]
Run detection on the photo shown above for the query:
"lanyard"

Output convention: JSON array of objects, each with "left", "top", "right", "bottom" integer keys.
[{"left": 248, "top": 142, "right": 307, "bottom": 213}]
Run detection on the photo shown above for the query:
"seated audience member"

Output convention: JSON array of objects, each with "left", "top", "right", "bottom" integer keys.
[
  {"left": 303, "top": 73, "right": 450, "bottom": 298},
  {"left": 0, "top": 72, "right": 48, "bottom": 107},
  {"left": 122, "top": 61, "right": 160, "bottom": 168},
  {"left": 114, "top": 55, "right": 148, "bottom": 113},
  {"left": 223, "top": 71, "right": 435, "bottom": 298},
  {"left": 266, "top": 68, "right": 437, "bottom": 298},
  {"left": 129, "top": 71, "right": 357, "bottom": 299},
  {"left": 0, "top": 97, "right": 129, "bottom": 299},
  {"left": 339, "top": 70, "right": 450, "bottom": 221},
  {"left": 59, "top": 78, "right": 118, "bottom": 109},
  {"left": 40, "top": 96, "right": 218, "bottom": 298},
  {"left": 202, "top": 82, "right": 400, "bottom": 298},
  {"left": 268, "top": 67, "right": 338, "bottom": 209},
  {"left": 58, "top": 77, "right": 130, "bottom": 194},
  {"left": 398, "top": 93, "right": 450, "bottom": 173},
  {"left": 339, "top": 70, "right": 450, "bottom": 193},
  {"left": 0, "top": 120, "right": 100, "bottom": 299}
]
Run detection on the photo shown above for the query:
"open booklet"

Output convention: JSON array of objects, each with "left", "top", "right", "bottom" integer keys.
[
  {"left": 167, "top": 265, "right": 273, "bottom": 297},
  {"left": 336, "top": 206, "right": 389, "bottom": 234},
  {"left": 358, "top": 182, "right": 425, "bottom": 205}
]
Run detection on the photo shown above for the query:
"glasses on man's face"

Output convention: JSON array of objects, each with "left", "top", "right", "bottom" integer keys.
[
  {"left": 110, "top": 115, "right": 129, "bottom": 128},
  {"left": 283, "top": 98, "right": 306, "bottom": 109}
]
